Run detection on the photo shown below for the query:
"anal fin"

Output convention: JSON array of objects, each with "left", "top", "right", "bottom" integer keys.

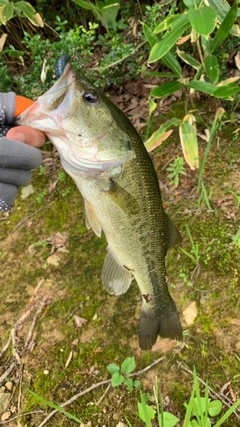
[{"left": 102, "top": 249, "right": 132, "bottom": 295}]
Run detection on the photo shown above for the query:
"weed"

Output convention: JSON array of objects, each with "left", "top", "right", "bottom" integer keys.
[
  {"left": 167, "top": 156, "right": 186, "bottom": 190},
  {"left": 180, "top": 225, "right": 200, "bottom": 266},
  {"left": 107, "top": 356, "right": 141, "bottom": 391}
]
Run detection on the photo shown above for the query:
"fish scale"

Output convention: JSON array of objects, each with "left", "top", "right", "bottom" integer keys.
[{"left": 16, "top": 61, "right": 183, "bottom": 350}]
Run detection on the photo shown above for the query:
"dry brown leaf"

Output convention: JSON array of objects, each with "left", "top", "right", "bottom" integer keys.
[
  {"left": 73, "top": 314, "right": 88, "bottom": 328},
  {"left": 183, "top": 301, "right": 198, "bottom": 325},
  {"left": 47, "top": 254, "right": 61, "bottom": 266}
]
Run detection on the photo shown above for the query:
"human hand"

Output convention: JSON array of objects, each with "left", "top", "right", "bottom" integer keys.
[{"left": 0, "top": 92, "right": 45, "bottom": 211}]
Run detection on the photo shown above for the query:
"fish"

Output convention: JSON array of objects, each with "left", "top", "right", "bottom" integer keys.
[{"left": 16, "top": 62, "right": 183, "bottom": 350}]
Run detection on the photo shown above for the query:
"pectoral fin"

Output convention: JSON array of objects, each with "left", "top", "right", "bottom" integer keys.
[
  {"left": 102, "top": 179, "right": 139, "bottom": 215},
  {"left": 102, "top": 249, "right": 132, "bottom": 295},
  {"left": 84, "top": 199, "right": 102, "bottom": 237}
]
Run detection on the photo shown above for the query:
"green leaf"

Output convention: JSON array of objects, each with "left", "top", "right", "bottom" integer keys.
[
  {"left": 187, "top": 6, "right": 216, "bottom": 36},
  {"left": 0, "top": 0, "right": 9, "bottom": 6},
  {"left": 133, "top": 380, "right": 141, "bottom": 389},
  {"left": 207, "top": 0, "right": 230, "bottom": 24},
  {"left": 214, "top": 399, "right": 240, "bottom": 427},
  {"left": 151, "top": 81, "right": 184, "bottom": 97},
  {"left": 124, "top": 377, "right": 134, "bottom": 391},
  {"left": 138, "top": 402, "right": 155, "bottom": 423},
  {"left": 149, "top": 14, "right": 190, "bottom": 62},
  {"left": 186, "top": 80, "right": 216, "bottom": 95},
  {"left": 0, "top": 2, "right": 13, "bottom": 25},
  {"left": 204, "top": 54, "right": 219, "bottom": 84},
  {"left": 211, "top": 2, "right": 238, "bottom": 53},
  {"left": 161, "top": 51, "right": 183, "bottom": 78},
  {"left": 28, "top": 390, "right": 82, "bottom": 423},
  {"left": 179, "top": 115, "right": 199, "bottom": 170},
  {"left": 153, "top": 14, "right": 181, "bottom": 34},
  {"left": 141, "top": 22, "right": 159, "bottom": 47},
  {"left": 183, "top": 0, "right": 202, "bottom": 8},
  {"left": 101, "top": 3, "right": 120, "bottom": 29},
  {"left": 208, "top": 400, "right": 222, "bottom": 417},
  {"left": 72, "top": 0, "right": 95, "bottom": 11},
  {"left": 177, "top": 48, "right": 201, "bottom": 70},
  {"left": 107, "top": 363, "right": 119, "bottom": 375},
  {"left": 111, "top": 372, "right": 124, "bottom": 387},
  {"left": 213, "top": 84, "right": 240, "bottom": 99},
  {"left": 121, "top": 356, "right": 136, "bottom": 375},
  {"left": 14, "top": 1, "right": 41, "bottom": 26},
  {"left": 144, "top": 118, "right": 181, "bottom": 151},
  {"left": 162, "top": 411, "right": 180, "bottom": 427}
]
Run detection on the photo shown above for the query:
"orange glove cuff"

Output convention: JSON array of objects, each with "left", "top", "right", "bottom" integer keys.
[{"left": 14, "top": 96, "right": 34, "bottom": 117}]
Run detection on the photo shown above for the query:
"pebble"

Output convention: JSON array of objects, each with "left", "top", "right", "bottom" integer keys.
[{"left": 1, "top": 411, "right": 11, "bottom": 422}]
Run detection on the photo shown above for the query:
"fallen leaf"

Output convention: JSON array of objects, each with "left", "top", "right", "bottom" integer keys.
[
  {"left": 21, "top": 184, "right": 34, "bottom": 199},
  {"left": 47, "top": 254, "right": 61, "bottom": 266},
  {"left": 73, "top": 314, "right": 87, "bottom": 328},
  {"left": 183, "top": 301, "right": 198, "bottom": 325}
]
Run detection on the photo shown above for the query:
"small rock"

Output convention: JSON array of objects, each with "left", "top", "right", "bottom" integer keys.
[
  {"left": 1, "top": 410, "right": 11, "bottom": 421},
  {"left": 5, "top": 382, "right": 13, "bottom": 392}
]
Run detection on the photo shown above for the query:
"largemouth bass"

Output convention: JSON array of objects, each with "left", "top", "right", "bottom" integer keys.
[{"left": 16, "top": 62, "right": 183, "bottom": 350}]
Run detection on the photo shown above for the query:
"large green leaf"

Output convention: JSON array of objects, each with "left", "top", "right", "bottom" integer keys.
[
  {"left": 187, "top": 6, "right": 216, "bottom": 36},
  {"left": 186, "top": 80, "right": 216, "bottom": 95},
  {"left": 153, "top": 14, "right": 181, "bottom": 34},
  {"left": 213, "top": 84, "right": 240, "bottom": 99},
  {"left": 14, "top": 1, "right": 42, "bottom": 26},
  {"left": 0, "top": 0, "right": 9, "bottom": 6},
  {"left": 204, "top": 54, "right": 219, "bottom": 84},
  {"left": 149, "top": 14, "right": 190, "bottom": 62},
  {"left": 161, "top": 51, "right": 183, "bottom": 78},
  {"left": 211, "top": 2, "right": 238, "bottom": 52},
  {"left": 101, "top": 2, "right": 119, "bottom": 28},
  {"left": 183, "top": 0, "right": 202, "bottom": 8},
  {"left": 150, "top": 81, "right": 184, "bottom": 97},
  {"left": 0, "top": 2, "right": 13, "bottom": 25},
  {"left": 72, "top": 0, "right": 95, "bottom": 10},
  {"left": 141, "top": 22, "right": 159, "bottom": 47},
  {"left": 207, "top": 0, "right": 240, "bottom": 36}
]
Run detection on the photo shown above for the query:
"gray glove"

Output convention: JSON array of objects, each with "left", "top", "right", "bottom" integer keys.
[{"left": 0, "top": 92, "right": 42, "bottom": 211}]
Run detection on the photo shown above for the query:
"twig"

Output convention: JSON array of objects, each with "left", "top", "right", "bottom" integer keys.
[
  {"left": 93, "top": 41, "right": 146, "bottom": 72},
  {"left": 37, "top": 356, "right": 165, "bottom": 427},
  {"left": 96, "top": 383, "right": 111, "bottom": 407},
  {"left": 37, "top": 379, "right": 111, "bottom": 427},
  {"left": 0, "top": 335, "right": 12, "bottom": 358},
  {"left": 9, "top": 207, "right": 45, "bottom": 236},
  {"left": 0, "top": 410, "right": 44, "bottom": 425},
  {"left": 178, "top": 362, "right": 240, "bottom": 419},
  {"left": 0, "top": 362, "right": 16, "bottom": 386}
]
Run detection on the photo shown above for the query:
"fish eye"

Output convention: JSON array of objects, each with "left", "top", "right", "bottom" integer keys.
[{"left": 83, "top": 90, "right": 98, "bottom": 104}]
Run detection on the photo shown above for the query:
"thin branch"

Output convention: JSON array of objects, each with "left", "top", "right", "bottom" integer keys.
[{"left": 37, "top": 356, "right": 165, "bottom": 427}]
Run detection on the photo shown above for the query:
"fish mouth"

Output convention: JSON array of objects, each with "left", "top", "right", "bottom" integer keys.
[{"left": 15, "top": 64, "right": 76, "bottom": 132}]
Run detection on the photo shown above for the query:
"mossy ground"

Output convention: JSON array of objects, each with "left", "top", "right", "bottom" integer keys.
[{"left": 0, "top": 101, "right": 239, "bottom": 426}]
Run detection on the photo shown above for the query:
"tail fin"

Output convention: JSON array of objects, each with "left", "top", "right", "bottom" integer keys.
[{"left": 138, "top": 301, "right": 182, "bottom": 350}]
